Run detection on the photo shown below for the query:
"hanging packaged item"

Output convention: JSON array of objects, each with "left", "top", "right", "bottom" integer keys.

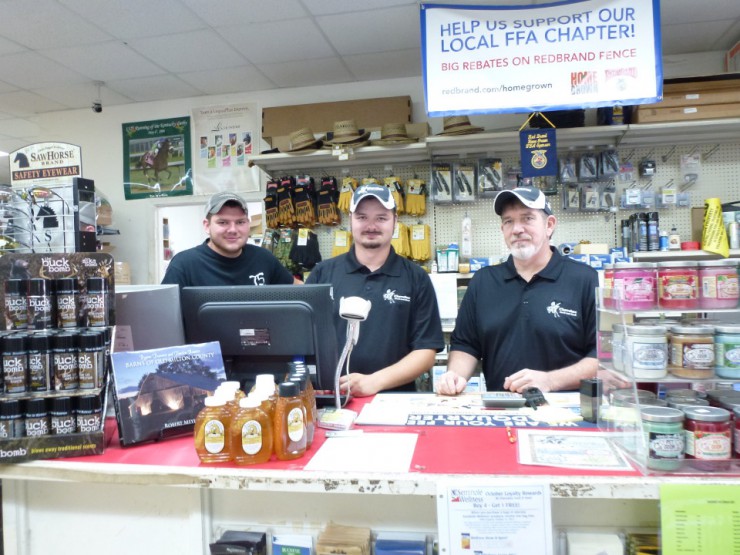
[
  {"left": 579, "top": 150, "right": 599, "bottom": 181},
  {"left": 263, "top": 180, "right": 279, "bottom": 229},
  {"left": 452, "top": 162, "right": 476, "bottom": 203},
  {"left": 430, "top": 163, "right": 453, "bottom": 204},
  {"left": 409, "top": 224, "right": 431, "bottom": 261},
  {"left": 405, "top": 178, "right": 427, "bottom": 216},
  {"left": 477, "top": 158, "right": 502, "bottom": 198},
  {"left": 384, "top": 176, "right": 405, "bottom": 214},
  {"left": 331, "top": 229, "right": 352, "bottom": 258},
  {"left": 337, "top": 176, "right": 357, "bottom": 214},
  {"left": 289, "top": 228, "right": 322, "bottom": 270},
  {"left": 317, "top": 177, "right": 340, "bottom": 226},
  {"left": 276, "top": 176, "right": 296, "bottom": 226},
  {"left": 391, "top": 222, "right": 411, "bottom": 258}
]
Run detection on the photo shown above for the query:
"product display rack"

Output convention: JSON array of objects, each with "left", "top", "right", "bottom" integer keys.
[{"left": 596, "top": 288, "right": 740, "bottom": 476}]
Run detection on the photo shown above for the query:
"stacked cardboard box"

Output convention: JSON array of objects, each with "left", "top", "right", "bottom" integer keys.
[{"left": 634, "top": 74, "right": 740, "bottom": 123}]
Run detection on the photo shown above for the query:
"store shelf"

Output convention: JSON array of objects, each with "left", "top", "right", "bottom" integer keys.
[
  {"left": 249, "top": 119, "right": 740, "bottom": 172},
  {"left": 631, "top": 249, "right": 740, "bottom": 261}
]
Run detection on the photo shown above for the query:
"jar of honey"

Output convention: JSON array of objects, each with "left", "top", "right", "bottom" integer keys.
[
  {"left": 273, "top": 381, "right": 306, "bottom": 461},
  {"left": 231, "top": 396, "right": 273, "bottom": 465},
  {"left": 194, "top": 396, "right": 232, "bottom": 463}
]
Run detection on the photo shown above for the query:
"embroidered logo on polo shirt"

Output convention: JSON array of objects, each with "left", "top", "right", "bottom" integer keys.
[
  {"left": 546, "top": 301, "right": 578, "bottom": 318},
  {"left": 249, "top": 272, "right": 265, "bottom": 286},
  {"left": 383, "top": 289, "right": 411, "bottom": 304}
]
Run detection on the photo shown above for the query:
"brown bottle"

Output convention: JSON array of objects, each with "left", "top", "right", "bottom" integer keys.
[
  {"left": 231, "top": 397, "right": 273, "bottom": 465},
  {"left": 194, "top": 396, "right": 232, "bottom": 463},
  {"left": 273, "top": 381, "right": 306, "bottom": 461},
  {"left": 289, "top": 374, "right": 314, "bottom": 448}
]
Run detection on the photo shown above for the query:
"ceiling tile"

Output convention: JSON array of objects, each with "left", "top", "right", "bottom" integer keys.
[
  {"left": 126, "top": 30, "right": 247, "bottom": 72},
  {"left": 343, "top": 49, "right": 422, "bottom": 81},
  {"left": 0, "top": 36, "right": 26, "bottom": 57},
  {"left": 180, "top": 0, "right": 308, "bottom": 27},
  {"left": 256, "top": 58, "right": 354, "bottom": 88},
  {"left": 59, "top": 0, "right": 205, "bottom": 40},
  {"left": 302, "top": 0, "right": 417, "bottom": 16},
  {"left": 316, "top": 6, "right": 420, "bottom": 55},
  {"left": 40, "top": 42, "right": 167, "bottom": 81},
  {"left": 0, "top": 91, "right": 67, "bottom": 117},
  {"left": 218, "top": 18, "right": 336, "bottom": 65},
  {"left": 32, "top": 82, "right": 134, "bottom": 110},
  {"left": 0, "top": 51, "right": 89, "bottom": 89},
  {"left": 105, "top": 75, "right": 201, "bottom": 102},
  {"left": 0, "top": 0, "right": 112, "bottom": 49},
  {"left": 178, "top": 67, "right": 276, "bottom": 95},
  {"left": 0, "top": 80, "right": 18, "bottom": 94}
]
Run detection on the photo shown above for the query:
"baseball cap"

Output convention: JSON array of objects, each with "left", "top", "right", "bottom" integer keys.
[
  {"left": 493, "top": 186, "right": 552, "bottom": 216},
  {"left": 205, "top": 191, "right": 248, "bottom": 217},
  {"left": 349, "top": 183, "right": 396, "bottom": 212}
]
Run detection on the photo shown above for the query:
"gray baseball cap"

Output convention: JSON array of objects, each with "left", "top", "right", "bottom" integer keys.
[
  {"left": 205, "top": 191, "right": 248, "bottom": 217},
  {"left": 350, "top": 183, "right": 396, "bottom": 212},
  {"left": 493, "top": 186, "right": 552, "bottom": 216}
]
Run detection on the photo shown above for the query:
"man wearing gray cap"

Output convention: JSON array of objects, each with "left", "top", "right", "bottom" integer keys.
[
  {"left": 437, "top": 186, "right": 598, "bottom": 395},
  {"left": 306, "top": 183, "right": 444, "bottom": 397},
  {"left": 161, "top": 191, "right": 295, "bottom": 287}
]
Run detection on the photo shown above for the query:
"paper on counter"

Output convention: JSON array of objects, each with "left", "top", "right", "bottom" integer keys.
[{"left": 305, "top": 433, "right": 418, "bottom": 473}]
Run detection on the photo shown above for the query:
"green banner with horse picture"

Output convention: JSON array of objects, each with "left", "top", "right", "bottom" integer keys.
[{"left": 122, "top": 117, "right": 193, "bottom": 200}]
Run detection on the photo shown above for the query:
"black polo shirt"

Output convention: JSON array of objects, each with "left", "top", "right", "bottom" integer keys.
[
  {"left": 450, "top": 248, "right": 598, "bottom": 391},
  {"left": 306, "top": 246, "right": 444, "bottom": 392}
]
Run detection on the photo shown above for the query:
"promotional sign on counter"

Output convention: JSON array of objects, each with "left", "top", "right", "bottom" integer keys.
[{"left": 421, "top": 0, "right": 662, "bottom": 115}]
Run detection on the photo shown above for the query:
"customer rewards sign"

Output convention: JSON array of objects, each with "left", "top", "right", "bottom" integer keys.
[{"left": 421, "top": 0, "right": 662, "bottom": 116}]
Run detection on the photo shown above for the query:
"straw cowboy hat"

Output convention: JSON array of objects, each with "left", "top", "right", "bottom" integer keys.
[
  {"left": 323, "top": 120, "right": 371, "bottom": 145},
  {"left": 371, "top": 123, "right": 418, "bottom": 146},
  {"left": 279, "top": 127, "right": 323, "bottom": 153},
  {"left": 436, "top": 116, "right": 485, "bottom": 136}
]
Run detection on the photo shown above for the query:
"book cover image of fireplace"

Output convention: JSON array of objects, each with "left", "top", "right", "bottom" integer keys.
[{"left": 111, "top": 341, "right": 226, "bottom": 446}]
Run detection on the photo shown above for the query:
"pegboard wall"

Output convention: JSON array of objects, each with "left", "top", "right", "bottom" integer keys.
[{"left": 261, "top": 139, "right": 740, "bottom": 267}]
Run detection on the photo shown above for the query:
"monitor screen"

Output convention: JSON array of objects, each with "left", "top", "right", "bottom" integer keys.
[{"left": 180, "top": 284, "right": 338, "bottom": 391}]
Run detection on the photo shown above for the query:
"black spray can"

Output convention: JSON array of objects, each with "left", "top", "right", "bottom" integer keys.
[
  {"left": 76, "top": 394, "right": 102, "bottom": 433},
  {"left": 2, "top": 333, "right": 28, "bottom": 394},
  {"left": 4, "top": 279, "right": 28, "bottom": 330},
  {"left": 85, "top": 277, "right": 108, "bottom": 327},
  {"left": 28, "top": 332, "right": 52, "bottom": 392},
  {"left": 52, "top": 331, "right": 79, "bottom": 391},
  {"left": 55, "top": 278, "right": 79, "bottom": 329},
  {"left": 0, "top": 399, "right": 25, "bottom": 439},
  {"left": 27, "top": 278, "right": 53, "bottom": 330},
  {"left": 49, "top": 396, "right": 76, "bottom": 435},
  {"left": 77, "top": 331, "right": 104, "bottom": 389},
  {"left": 24, "top": 397, "right": 49, "bottom": 437}
]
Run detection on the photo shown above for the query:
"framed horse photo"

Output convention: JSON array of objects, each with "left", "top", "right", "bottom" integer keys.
[{"left": 122, "top": 117, "right": 194, "bottom": 200}]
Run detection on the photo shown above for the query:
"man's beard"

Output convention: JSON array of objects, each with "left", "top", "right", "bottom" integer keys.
[{"left": 510, "top": 242, "right": 537, "bottom": 260}]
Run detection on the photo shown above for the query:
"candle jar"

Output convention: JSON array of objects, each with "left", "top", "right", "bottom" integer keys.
[
  {"left": 698, "top": 259, "right": 739, "bottom": 309},
  {"left": 668, "top": 325, "right": 714, "bottom": 379},
  {"left": 625, "top": 325, "right": 667, "bottom": 379},
  {"left": 658, "top": 261, "right": 699, "bottom": 310},
  {"left": 683, "top": 406, "right": 732, "bottom": 471},
  {"left": 641, "top": 406, "right": 685, "bottom": 471}
]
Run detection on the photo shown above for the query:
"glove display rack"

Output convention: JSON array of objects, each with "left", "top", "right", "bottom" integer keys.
[
  {"left": 595, "top": 287, "right": 740, "bottom": 476},
  {"left": 1, "top": 177, "right": 97, "bottom": 256},
  {"left": 250, "top": 121, "right": 740, "bottom": 269}
]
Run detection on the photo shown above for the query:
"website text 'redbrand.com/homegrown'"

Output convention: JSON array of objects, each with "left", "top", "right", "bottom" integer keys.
[{"left": 441, "top": 82, "right": 553, "bottom": 95}]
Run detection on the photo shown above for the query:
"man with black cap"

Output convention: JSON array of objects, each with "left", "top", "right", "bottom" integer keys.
[
  {"left": 306, "top": 183, "right": 444, "bottom": 397},
  {"left": 437, "top": 186, "right": 598, "bottom": 395},
  {"left": 161, "top": 191, "right": 296, "bottom": 287}
]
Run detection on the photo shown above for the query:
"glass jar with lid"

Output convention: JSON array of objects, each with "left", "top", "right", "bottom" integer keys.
[
  {"left": 698, "top": 259, "right": 739, "bottom": 309},
  {"left": 625, "top": 325, "right": 668, "bottom": 379},
  {"left": 612, "top": 262, "right": 657, "bottom": 310},
  {"left": 668, "top": 325, "right": 715, "bottom": 379},
  {"left": 658, "top": 261, "right": 699, "bottom": 310},
  {"left": 714, "top": 324, "right": 740, "bottom": 379}
]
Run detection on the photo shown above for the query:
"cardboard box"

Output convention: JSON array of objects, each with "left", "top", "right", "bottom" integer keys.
[
  {"left": 662, "top": 74, "right": 740, "bottom": 94},
  {"left": 634, "top": 103, "right": 740, "bottom": 124},
  {"left": 573, "top": 243, "right": 609, "bottom": 254},
  {"left": 645, "top": 88, "right": 740, "bottom": 109},
  {"left": 692, "top": 206, "right": 705, "bottom": 242},
  {"left": 262, "top": 96, "right": 411, "bottom": 145},
  {"left": 588, "top": 254, "right": 612, "bottom": 269}
]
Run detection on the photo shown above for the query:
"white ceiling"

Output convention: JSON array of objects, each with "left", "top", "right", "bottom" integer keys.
[{"left": 0, "top": 0, "right": 738, "bottom": 166}]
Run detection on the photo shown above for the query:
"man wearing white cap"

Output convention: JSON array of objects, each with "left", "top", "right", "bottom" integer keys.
[
  {"left": 437, "top": 186, "right": 598, "bottom": 394},
  {"left": 162, "top": 191, "right": 296, "bottom": 287},
  {"left": 306, "top": 184, "right": 444, "bottom": 397}
]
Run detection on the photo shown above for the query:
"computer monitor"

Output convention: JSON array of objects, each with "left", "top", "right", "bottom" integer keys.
[{"left": 180, "top": 284, "right": 338, "bottom": 391}]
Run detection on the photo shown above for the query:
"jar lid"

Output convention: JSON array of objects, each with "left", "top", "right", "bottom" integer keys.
[
  {"left": 683, "top": 406, "right": 731, "bottom": 422},
  {"left": 713, "top": 324, "right": 740, "bottom": 334},
  {"left": 239, "top": 396, "right": 261, "bottom": 409},
  {"left": 626, "top": 324, "right": 667, "bottom": 335},
  {"left": 24, "top": 397, "right": 47, "bottom": 417},
  {"left": 641, "top": 406, "right": 684, "bottom": 423},
  {"left": 611, "top": 388, "right": 656, "bottom": 402},
  {"left": 278, "top": 381, "right": 299, "bottom": 397},
  {"left": 0, "top": 399, "right": 22, "bottom": 418},
  {"left": 667, "top": 399, "right": 710, "bottom": 409},
  {"left": 665, "top": 388, "right": 699, "bottom": 400},
  {"left": 718, "top": 397, "right": 740, "bottom": 410},
  {"left": 49, "top": 396, "right": 73, "bottom": 415},
  {"left": 204, "top": 395, "right": 226, "bottom": 407},
  {"left": 668, "top": 325, "right": 714, "bottom": 335},
  {"left": 625, "top": 397, "right": 667, "bottom": 408},
  {"left": 614, "top": 262, "right": 658, "bottom": 269},
  {"left": 698, "top": 259, "right": 739, "bottom": 268},
  {"left": 657, "top": 261, "right": 698, "bottom": 268}
]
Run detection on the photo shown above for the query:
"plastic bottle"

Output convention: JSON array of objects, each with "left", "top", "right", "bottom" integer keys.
[
  {"left": 668, "top": 227, "right": 681, "bottom": 251},
  {"left": 194, "top": 396, "right": 232, "bottom": 463},
  {"left": 231, "top": 396, "right": 273, "bottom": 465},
  {"left": 289, "top": 374, "right": 314, "bottom": 448},
  {"left": 461, "top": 213, "right": 472, "bottom": 258},
  {"left": 273, "top": 381, "right": 306, "bottom": 461}
]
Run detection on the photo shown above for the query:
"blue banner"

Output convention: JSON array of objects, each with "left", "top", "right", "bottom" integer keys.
[
  {"left": 520, "top": 127, "right": 558, "bottom": 177},
  {"left": 421, "top": 0, "right": 662, "bottom": 116}
]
